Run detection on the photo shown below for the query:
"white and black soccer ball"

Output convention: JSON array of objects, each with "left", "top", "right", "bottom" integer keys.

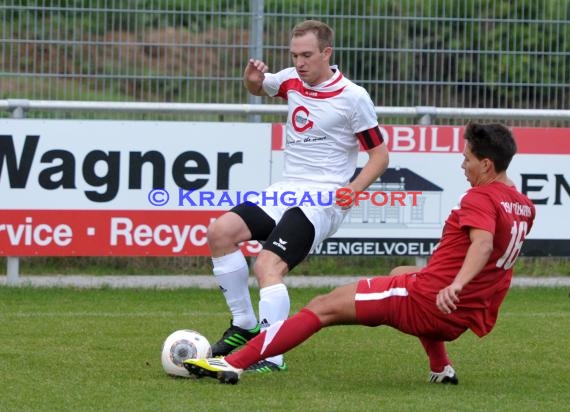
[{"left": 161, "top": 329, "right": 212, "bottom": 377}]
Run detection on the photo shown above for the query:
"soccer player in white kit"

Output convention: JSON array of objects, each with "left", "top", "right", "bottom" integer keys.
[{"left": 206, "top": 20, "right": 389, "bottom": 372}]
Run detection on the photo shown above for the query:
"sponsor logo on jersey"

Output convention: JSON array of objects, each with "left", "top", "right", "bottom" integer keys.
[{"left": 272, "top": 237, "right": 288, "bottom": 251}]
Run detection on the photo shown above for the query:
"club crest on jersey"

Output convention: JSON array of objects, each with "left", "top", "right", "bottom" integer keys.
[{"left": 292, "top": 105, "right": 313, "bottom": 132}]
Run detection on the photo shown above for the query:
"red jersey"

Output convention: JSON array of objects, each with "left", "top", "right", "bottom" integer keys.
[{"left": 409, "top": 182, "right": 535, "bottom": 337}]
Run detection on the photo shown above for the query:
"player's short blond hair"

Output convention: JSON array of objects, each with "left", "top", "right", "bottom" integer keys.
[{"left": 291, "top": 20, "right": 334, "bottom": 51}]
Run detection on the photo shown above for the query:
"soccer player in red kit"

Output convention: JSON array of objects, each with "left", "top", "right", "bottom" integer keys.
[{"left": 185, "top": 122, "right": 535, "bottom": 385}]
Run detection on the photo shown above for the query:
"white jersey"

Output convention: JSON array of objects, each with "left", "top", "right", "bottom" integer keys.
[{"left": 263, "top": 66, "right": 379, "bottom": 186}]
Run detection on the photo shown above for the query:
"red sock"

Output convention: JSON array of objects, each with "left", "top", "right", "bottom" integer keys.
[
  {"left": 419, "top": 337, "right": 451, "bottom": 372},
  {"left": 226, "top": 308, "right": 322, "bottom": 369}
]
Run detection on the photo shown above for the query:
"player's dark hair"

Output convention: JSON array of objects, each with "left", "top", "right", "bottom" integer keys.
[
  {"left": 291, "top": 20, "right": 334, "bottom": 51},
  {"left": 463, "top": 122, "right": 517, "bottom": 172}
]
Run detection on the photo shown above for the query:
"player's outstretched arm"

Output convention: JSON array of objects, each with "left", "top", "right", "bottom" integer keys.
[
  {"left": 243, "top": 58, "right": 269, "bottom": 96},
  {"left": 437, "top": 228, "right": 493, "bottom": 314}
]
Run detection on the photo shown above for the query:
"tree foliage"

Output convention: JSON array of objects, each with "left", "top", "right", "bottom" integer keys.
[{"left": 2, "top": 0, "right": 568, "bottom": 108}]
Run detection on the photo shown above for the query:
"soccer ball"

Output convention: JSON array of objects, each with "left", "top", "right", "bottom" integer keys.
[{"left": 161, "top": 329, "right": 212, "bottom": 377}]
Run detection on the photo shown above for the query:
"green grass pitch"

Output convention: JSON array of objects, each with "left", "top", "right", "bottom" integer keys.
[{"left": 0, "top": 286, "right": 568, "bottom": 411}]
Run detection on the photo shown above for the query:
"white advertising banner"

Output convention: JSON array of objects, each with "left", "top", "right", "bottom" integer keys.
[
  {"left": 0, "top": 120, "right": 271, "bottom": 256},
  {"left": 0, "top": 119, "right": 271, "bottom": 209},
  {"left": 271, "top": 124, "right": 570, "bottom": 256},
  {"left": 1, "top": 120, "right": 568, "bottom": 256}
]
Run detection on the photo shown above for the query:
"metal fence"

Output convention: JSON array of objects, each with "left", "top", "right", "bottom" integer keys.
[{"left": 1, "top": 0, "right": 569, "bottom": 124}]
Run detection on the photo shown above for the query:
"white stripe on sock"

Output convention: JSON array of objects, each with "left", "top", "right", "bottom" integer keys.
[{"left": 260, "top": 320, "right": 285, "bottom": 356}]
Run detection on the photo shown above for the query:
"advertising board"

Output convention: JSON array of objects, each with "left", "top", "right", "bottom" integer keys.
[{"left": 1, "top": 120, "right": 568, "bottom": 256}]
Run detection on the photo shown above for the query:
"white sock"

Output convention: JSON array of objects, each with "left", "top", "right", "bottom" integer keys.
[
  {"left": 212, "top": 250, "right": 257, "bottom": 330},
  {"left": 258, "top": 283, "right": 290, "bottom": 366}
]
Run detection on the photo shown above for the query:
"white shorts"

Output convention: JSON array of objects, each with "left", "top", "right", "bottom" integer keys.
[{"left": 246, "top": 181, "right": 347, "bottom": 252}]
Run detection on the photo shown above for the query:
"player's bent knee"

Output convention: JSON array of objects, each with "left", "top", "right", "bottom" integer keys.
[
  {"left": 206, "top": 219, "right": 227, "bottom": 248},
  {"left": 305, "top": 294, "right": 327, "bottom": 309},
  {"left": 253, "top": 250, "right": 288, "bottom": 287},
  {"left": 305, "top": 283, "right": 358, "bottom": 325},
  {"left": 207, "top": 213, "right": 250, "bottom": 251},
  {"left": 305, "top": 294, "right": 337, "bottom": 323}
]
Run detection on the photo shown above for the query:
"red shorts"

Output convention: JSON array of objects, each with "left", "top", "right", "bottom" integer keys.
[{"left": 354, "top": 274, "right": 466, "bottom": 341}]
